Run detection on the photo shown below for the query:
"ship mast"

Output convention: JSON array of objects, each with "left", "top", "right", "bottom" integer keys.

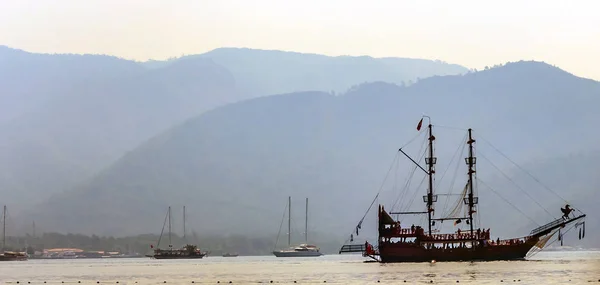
[
  {"left": 183, "top": 205, "right": 186, "bottom": 241},
  {"left": 425, "top": 123, "right": 436, "bottom": 236},
  {"left": 2, "top": 205, "right": 5, "bottom": 251},
  {"left": 305, "top": 198, "right": 308, "bottom": 243},
  {"left": 168, "top": 206, "right": 172, "bottom": 250},
  {"left": 288, "top": 196, "right": 292, "bottom": 247},
  {"left": 466, "top": 129, "right": 477, "bottom": 244}
]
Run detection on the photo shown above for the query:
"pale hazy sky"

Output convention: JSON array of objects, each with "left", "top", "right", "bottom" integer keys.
[{"left": 1, "top": 0, "right": 599, "bottom": 80}]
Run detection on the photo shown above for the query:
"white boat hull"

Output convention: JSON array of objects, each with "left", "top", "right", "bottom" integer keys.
[{"left": 272, "top": 250, "right": 323, "bottom": 257}]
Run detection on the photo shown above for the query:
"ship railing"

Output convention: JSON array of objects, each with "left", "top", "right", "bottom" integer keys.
[
  {"left": 492, "top": 236, "right": 530, "bottom": 246},
  {"left": 380, "top": 227, "right": 422, "bottom": 236},
  {"left": 530, "top": 217, "right": 568, "bottom": 236},
  {"left": 422, "top": 232, "right": 491, "bottom": 241},
  {"left": 338, "top": 244, "right": 366, "bottom": 254}
]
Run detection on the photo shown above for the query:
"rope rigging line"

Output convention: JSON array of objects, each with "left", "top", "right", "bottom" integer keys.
[
  {"left": 392, "top": 134, "right": 428, "bottom": 211},
  {"left": 391, "top": 163, "right": 418, "bottom": 212},
  {"left": 398, "top": 175, "right": 427, "bottom": 222},
  {"left": 526, "top": 229, "right": 557, "bottom": 258},
  {"left": 273, "top": 201, "right": 288, "bottom": 251},
  {"left": 527, "top": 222, "right": 578, "bottom": 259},
  {"left": 343, "top": 131, "right": 430, "bottom": 243},
  {"left": 400, "top": 130, "right": 427, "bottom": 150},
  {"left": 396, "top": 145, "right": 428, "bottom": 213},
  {"left": 445, "top": 182, "right": 468, "bottom": 219},
  {"left": 478, "top": 135, "right": 572, "bottom": 207},
  {"left": 477, "top": 151, "right": 556, "bottom": 219},
  {"left": 390, "top": 159, "right": 413, "bottom": 211},
  {"left": 474, "top": 178, "right": 482, "bottom": 227},
  {"left": 435, "top": 133, "right": 468, "bottom": 189},
  {"left": 442, "top": 145, "right": 467, "bottom": 218},
  {"left": 476, "top": 178, "right": 539, "bottom": 226},
  {"left": 438, "top": 133, "right": 468, "bottom": 216},
  {"left": 472, "top": 145, "right": 481, "bottom": 229},
  {"left": 343, "top": 152, "right": 401, "bottom": 243},
  {"left": 156, "top": 209, "right": 169, "bottom": 248},
  {"left": 435, "top": 124, "right": 469, "bottom": 131},
  {"left": 392, "top": 151, "right": 399, "bottom": 205}
]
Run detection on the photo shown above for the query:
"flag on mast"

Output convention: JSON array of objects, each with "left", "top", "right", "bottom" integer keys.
[{"left": 416, "top": 118, "right": 424, "bottom": 131}]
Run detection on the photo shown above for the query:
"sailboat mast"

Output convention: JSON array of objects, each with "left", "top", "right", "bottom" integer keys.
[
  {"left": 2, "top": 205, "right": 5, "bottom": 251},
  {"left": 466, "top": 129, "right": 477, "bottom": 242},
  {"left": 168, "top": 206, "right": 172, "bottom": 249},
  {"left": 305, "top": 198, "right": 308, "bottom": 243},
  {"left": 288, "top": 196, "right": 291, "bottom": 247},
  {"left": 426, "top": 124, "right": 436, "bottom": 236},
  {"left": 183, "top": 205, "right": 186, "bottom": 241}
]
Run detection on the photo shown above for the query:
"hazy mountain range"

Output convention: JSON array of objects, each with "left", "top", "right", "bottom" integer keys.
[
  {"left": 1, "top": 46, "right": 597, "bottom": 248},
  {"left": 143, "top": 48, "right": 468, "bottom": 97},
  {"left": 0, "top": 46, "right": 466, "bottom": 208}
]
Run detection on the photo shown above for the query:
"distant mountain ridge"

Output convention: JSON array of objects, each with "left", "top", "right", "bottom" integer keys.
[
  {"left": 24, "top": 61, "right": 600, "bottom": 249},
  {"left": 0, "top": 45, "right": 145, "bottom": 124},
  {"left": 142, "top": 47, "right": 469, "bottom": 98},
  {"left": 0, "top": 45, "right": 469, "bottom": 210},
  {"left": 0, "top": 56, "right": 238, "bottom": 206}
]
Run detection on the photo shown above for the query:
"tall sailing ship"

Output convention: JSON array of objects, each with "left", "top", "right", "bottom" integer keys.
[
  {"left": 273, "top": 197, "right": 323, "bottom": 257},
  {"left": 340, "top": 117, "right": 587, "bottom": 262},
  {"left": 149, "top": 206, "right": 207, "bottom": 259}
]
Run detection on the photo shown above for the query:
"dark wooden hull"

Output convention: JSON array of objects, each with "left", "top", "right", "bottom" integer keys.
[
  {"left": 0, "top": 254, "right": 28, "bottom": 261},
  {"left": 152, "top": 254, "right": 205, "bottom": 259},
  {"left": 378, "top": 242, "right": 536, "bottom": 263}
]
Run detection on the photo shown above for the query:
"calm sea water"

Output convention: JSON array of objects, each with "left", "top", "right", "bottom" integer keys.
[{"left": 0, "top": 251, "right": 598, "bottom": 284}]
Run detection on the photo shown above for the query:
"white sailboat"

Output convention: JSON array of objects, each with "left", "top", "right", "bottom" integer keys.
[{"left": 273, "top": 197, "right": 323, "bottom": 257}]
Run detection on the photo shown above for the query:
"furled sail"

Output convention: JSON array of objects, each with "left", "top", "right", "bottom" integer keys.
[
  {"left": 444, "top": 180, "right": 469, "bottom": 220},
  {"left": 535, "top": 230, "right": 557, "bottom": 249}
]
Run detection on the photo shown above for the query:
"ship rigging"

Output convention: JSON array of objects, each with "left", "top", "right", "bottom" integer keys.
[{"left": 339, "top": 117, "right": 587, "bottom": 262}]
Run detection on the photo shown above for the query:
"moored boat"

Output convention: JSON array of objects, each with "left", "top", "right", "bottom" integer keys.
[
  {"left": 340, "top": 117, "right": 587, "bottom": 262},
  {"left": 273, "top": 244, "right": 323, "bottom": 257},
  {"left": 153, "top": 244, "right": 206, "bottom": 259},
  {"left": 273, "top": 197, "right": 323, "bottom": 257},
  {"left": 0, "top": 251, "right": 28, "bottom": 261},
  {"left": 149, "top": 206, "right": 208, "bottom": 259},
  {"left": 0, "top": 206, "right": 28, "bottom": 261}
]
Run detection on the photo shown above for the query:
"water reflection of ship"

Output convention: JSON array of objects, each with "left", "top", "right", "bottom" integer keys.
[
  {"left": 149, "top": 206, "right": 207, "bottom": 259},
  {"left": 340, "top": 118, "right": 586, "bottom": 262},
  {"left": 0, "top": 206, "right": 27, "bottom": 261},
  {"left": 273, "top": 197, "right": 323, "bottom": 257}
]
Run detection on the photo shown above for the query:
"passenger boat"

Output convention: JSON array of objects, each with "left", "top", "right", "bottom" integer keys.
[{"left": 340, "top": 117, "right": 587, "bottom": 262}]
